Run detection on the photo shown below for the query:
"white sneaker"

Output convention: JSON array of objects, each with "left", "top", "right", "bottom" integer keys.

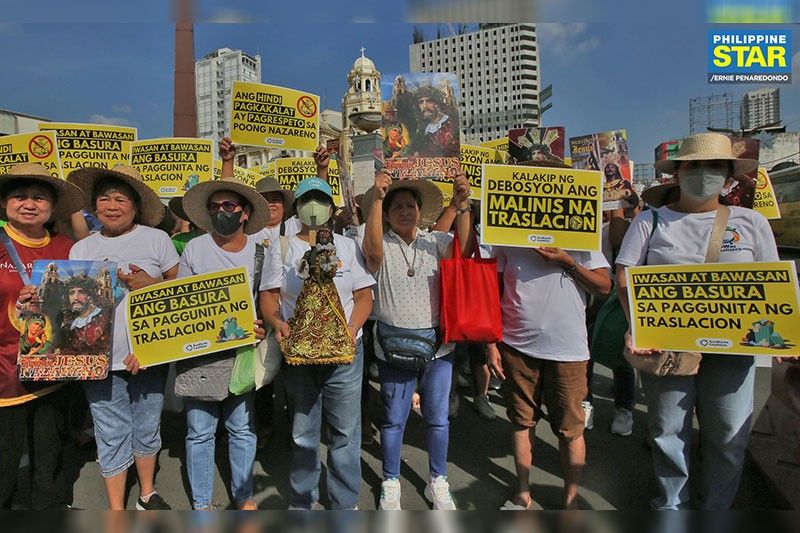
[
  {"left": 379, "top": 478, "right": 402, "bottom": 510},
  {"left": 611, "top": 407, "right": 633, "bottom": 436},
  {"left": 424, "top": 475, "right": 457, "bottom": 510},
  {"left": 581, "top": 401, "right": 594, "bottom": 430}
]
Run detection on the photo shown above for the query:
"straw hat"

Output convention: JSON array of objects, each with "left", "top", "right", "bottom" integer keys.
[
  {"left": 255, "top": 177, "right": 294, "bottom": 219},
  {"left": 362, "top": 179, "right": 444, "bottom": 229},
  {"left": 653, "top": 133, "right": 757, "bottom": 176},
  {"left": 641, "top": 182, "right": 680, "bottom": 208},
  {"left": 182, "top": 177, "right": 269, "bottom": 235},
  {"left": 68, "top": 165, "right": 165, "bottom": 227},
  {"left": 0, "top": 163, "right": 85, "bottom": 221}
]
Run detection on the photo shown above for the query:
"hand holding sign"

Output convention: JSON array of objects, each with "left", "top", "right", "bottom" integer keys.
[
  {"left": 533, "top": 247, "right": 575, "bottom": 269},
  {"left": 624, "top": 329, "right": 662, "bottom": 359},
  {"left": 313, "top": 144, "right": 331, "bottom": 177},
  {"left": 374, "top": 171, "right": 391, "bottom": 200},
  {"left": 219, "top": 137, "right": 237, "bottom": 162},
  {"left": 451, "top": 173, "right": 471, "bottom": 207},
  {"left": 118, "top": 265, "right": 162, "bottom": 292}
]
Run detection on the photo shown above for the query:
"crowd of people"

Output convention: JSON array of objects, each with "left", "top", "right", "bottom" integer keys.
[{"left": 0, "top": 132, "right": 791, "bottom": 510}]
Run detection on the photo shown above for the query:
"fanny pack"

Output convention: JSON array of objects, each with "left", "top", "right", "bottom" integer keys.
[{"left": 376, "top": 321, "right": 440, "bottom": 372}]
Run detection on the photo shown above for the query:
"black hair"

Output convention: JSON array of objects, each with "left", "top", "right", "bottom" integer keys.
[
  {"left": 382, "top": 187, "right": 422, "bottom": 216},
  {"left": 0, "top": 178, "right": 58, "bottom": 202},
  {"left": 92, "top": 178, "right": 143, "bottom": 222}
]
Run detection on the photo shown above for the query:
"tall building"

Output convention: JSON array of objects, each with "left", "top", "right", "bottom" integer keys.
[
  {"left": 741, "top": 88, "right": 780, "bottom": 131},
  {"left": 409, "top": 23, "right": 539, "bottom": 143},
  {"left": 195, "top": 47, "right": 261, "bottom": 141}
]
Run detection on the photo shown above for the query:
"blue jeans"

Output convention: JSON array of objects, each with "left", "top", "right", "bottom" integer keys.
[
  {"left": 640, "top": 354, "right": 755, "bottom": 510},
  {"left": 378, "top": 351, "right": 454, "bottom": 480},
  {"left": 83, "top": 367, "right": 167, "bottom": 478},
  {"left": 282, "top": 341, "right": 363, "bottom": 509},
  {"left": 184, "top": 392, "right": 256, "bottom": 509}
]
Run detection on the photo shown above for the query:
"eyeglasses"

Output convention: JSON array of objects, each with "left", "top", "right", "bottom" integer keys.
[{"left": 207, "top": 200, "right": 242, "bottom": 214}]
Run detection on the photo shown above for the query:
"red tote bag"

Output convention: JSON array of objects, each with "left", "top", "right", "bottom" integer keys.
[{"left": 439, "top": 229, "right": 503, "bottom": 344}]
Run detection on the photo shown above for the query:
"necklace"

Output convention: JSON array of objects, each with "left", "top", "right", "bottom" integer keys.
[{"left": 391, "top": 234, "right": 418, "bottom": 277}]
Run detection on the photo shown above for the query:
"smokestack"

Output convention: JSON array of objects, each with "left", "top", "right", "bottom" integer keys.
[{"left": 173, "top": 0, "right": 197, "bottom": 137}]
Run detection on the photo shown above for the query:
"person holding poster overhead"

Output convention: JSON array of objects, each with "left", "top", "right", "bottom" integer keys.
[
  {"left": 0, "top": 163, "right": 83, "bottom": 509},
  {"left": 68, "top": 165, "right": 180, "bottom": 510},
  {"left": 360, "top": 170, "right": 472, "bottom": 510},
  {"left": 615, "top": 133, "right": 779, "bottom": 510},
  {"left": 259, "top": 177, "right": 374, "bottom": 510},
  {"left": 177, "top": 176, "right": 273, "bottom": 511}
]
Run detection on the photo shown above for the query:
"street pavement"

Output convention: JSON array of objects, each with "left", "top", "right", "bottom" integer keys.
[{"left": 46, "top": 363, "right": 785, "bottom": 510}]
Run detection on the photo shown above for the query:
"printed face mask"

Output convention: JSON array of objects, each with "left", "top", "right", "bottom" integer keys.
[
  {"left": 679, "top": 168, "right": 727, "bottom": 201},
  {"left": 297, "top": 199, "right": 331, "bottom": 227},
  {"left": 211, "top": 210, "right": 244, "bottom": 235}
]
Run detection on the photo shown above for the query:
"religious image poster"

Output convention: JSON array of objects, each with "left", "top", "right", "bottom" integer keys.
[
  {"left": 380, "top": 72, "right": 461, "bottom": 180},
  {"left": 508, "top": 127, "right": 566, "bottom": 165},
  {"left": 16, "top": 260, "right": 116, "bottom": 381},
  {"left": 569, "top": 129, "right": 633, "bottom": 209}
]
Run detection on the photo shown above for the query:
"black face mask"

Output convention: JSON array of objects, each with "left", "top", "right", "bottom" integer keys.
[{"left": 211, "top": 211, "right": 244, "bottom": 235}]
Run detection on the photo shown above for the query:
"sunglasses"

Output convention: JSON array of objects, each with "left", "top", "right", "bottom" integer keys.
[{"left": 207, "top": 200, "right": 242, "bottom": 214}]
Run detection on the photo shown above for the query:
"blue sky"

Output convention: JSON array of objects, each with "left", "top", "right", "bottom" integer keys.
[{"left": 0, "top": 0, "right": 798, "bottom": 167}]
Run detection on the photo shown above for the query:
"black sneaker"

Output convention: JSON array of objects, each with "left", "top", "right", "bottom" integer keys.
[{"left": 136, "top": 492, "right": 171, "bottom": 510}]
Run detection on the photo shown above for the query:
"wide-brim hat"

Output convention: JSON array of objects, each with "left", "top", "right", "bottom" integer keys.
[
  {"left": 641, "top": 182, "right": 680, "bottom": 208},
  {"left": 168, "top": 196, "right": 188, "bottom": 221},
  {"left": 255, "top": 177, "right": 294, "bottom": 219},
  {"left": 68, "top": 165, "right": 165, "bottom": 227},
  {"left": 0, "top": 162, "right": 85, "bottom": 221},
  {"left": 653, "top": 133, "right": 758, "bottom": 176},
  {"left": 182, "top": 177, "right": 269, "bottom": 235},
  {"left": 363, "top": 179, "right": 444, "bottom": 230}
]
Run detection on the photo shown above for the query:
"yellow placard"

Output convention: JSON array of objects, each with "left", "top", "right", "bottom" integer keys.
[
  {"left": 753, "top": 167, "right": 781, "bottom": 220},
  {"left": 131, "top": 138, "right": 213, "bottom": 197},
  {"left": 255, "top": 161, "right": 275, "bottom": 180},
  {"left": 127, "top": 267, "right": 257, "bottom": 367},
  {"left": 275, "top": 157, "right": 316, "bottom": 191},
  {"left": 480, "top": 163, "right": 603, "bottom": 251},
  {"left": 480, "top": 137, "right": 508, "bottom": 152},
  {"left": 430, "top": 144, "right": 504, "bottom": 203},
  {"left": 39, "top": 122, "right": 136, "bottom": 174},
  {"left": 627, "top": 261, "right": 800, "bottom": 357},
  {"left": 230, "top": 81, "right": 319, "bottom": 152},
  {"left": 0, "top": 131, "right": 62, "bottom": 178},
  {"left": 211, "top": 160, "right": 260, "bottom": 188},
  {"left": 328, "top": 159, "right": 343, "bottom": 207}
]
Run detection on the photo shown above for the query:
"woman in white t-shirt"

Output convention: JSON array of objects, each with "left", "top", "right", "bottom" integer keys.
[
  {"left": 68, "top": 166, "right": 180, "bottom": 510},
  {"left": 176, "top": 177, "right": 273, "bottom": 510},
  {"left": 260, "top": 177, "right": 374, "bottom": 510},
  {"left": 615, "top": 133, "right": 780, "bottom": 510},
  {"left": 360, "top": 170, "right": 473, "bottom": 510}
]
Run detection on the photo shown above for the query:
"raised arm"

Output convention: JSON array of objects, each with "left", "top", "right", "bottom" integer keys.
[
  {"left": 361, "top": 171, "right": 391, "bottom": 273},
  {"left": 219, "top": 136, "right": 236, "bottom": 178}
]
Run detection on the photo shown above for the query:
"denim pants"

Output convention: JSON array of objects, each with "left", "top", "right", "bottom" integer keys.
[
  {"left": 282, "top": 341, "right": 363, "bottom": 510},
  {"left": 184, "top": 391, "right": 256, "bottom": 509},
  {"left": 83, "top": 367, "right": 167, "bottom": 478},
  {"left": 378, "top": 351, "right": 454, "bottom": 480},
  {"left": 640, "top": 354, "right": 755, "bottom": 510}
]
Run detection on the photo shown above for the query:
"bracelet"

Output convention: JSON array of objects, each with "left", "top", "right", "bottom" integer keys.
[
  {"left": 563, "top": 263, "right": 578, "bottom": 275},
  {"left": 455, "top": 204, "right": 472, "bottom": 215}
]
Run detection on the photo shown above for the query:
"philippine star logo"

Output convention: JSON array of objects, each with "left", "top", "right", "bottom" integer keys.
[{"left": 708, "top": 30, "right": 791, "bottom": 83}]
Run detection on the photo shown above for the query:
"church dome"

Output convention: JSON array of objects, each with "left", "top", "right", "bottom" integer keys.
[{"left": 352, "top": 49, "right": 376, "bottom": 73}]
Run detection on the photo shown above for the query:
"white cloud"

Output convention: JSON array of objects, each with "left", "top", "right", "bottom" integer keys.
[
  {"left": 205, "top": 9, "right": 252, "bottom": 23},
  {"left": 111, "top": 104, "right": 132, "bottom": 114},
  {"left": 88, "top": 114, "right": 134, "bottom": 127},
  {"left": 537, "top": 23, "right": 600, "bottom": 59}
]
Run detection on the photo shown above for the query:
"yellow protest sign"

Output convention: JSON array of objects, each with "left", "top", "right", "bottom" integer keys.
[
  {"left": 480, "top": 137, "right": 508, "bottom": 152},
  {"left": 127, "top": 267, "right": 257, "bottom": 367},
  {"left": 753, "top": 167, "right": 781, "bottom": 220},
  {"left": 480, "top": 163, "right": 602, "bottom": 251},
  {"left": 39, "top": 122, "right": 135, "bottom": 173},
  {"left": 131, "top": 138, "right": 212, "bottom": 197},
  {"left": 0, "top": 132, "right": 61, "bottom": 178},
  {"left": 211, "top": 160, "right": 260, "bottom": 188},
  {"left": 256, "top": 161, "right": 275, "bottom": 180},
  {"left": 230, "top": 81, "right": 319, "bottom": 152},
  {"left": 627, "top": 261, "right": 800, "bottom": 357},
  {"left": 328, "top": 159, "right": 343, "bottom": 207},
  {"left": 275, "top": 157, "right": 316, "bottom": 191}
]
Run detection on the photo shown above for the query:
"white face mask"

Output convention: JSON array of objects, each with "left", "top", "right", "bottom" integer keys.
[
  {"left": 297, "top": 199, "right": 331, "bottom": 227},
  {"left": 679, "top": 168, "right": 727, "bottom": 202}
]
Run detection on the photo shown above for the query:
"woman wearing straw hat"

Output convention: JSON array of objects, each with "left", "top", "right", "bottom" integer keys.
[
  {"left": 615, "top": 132, "right": 780, "bottom": 509},
  {"left": 360, "top": 170, "right": 472, "bottom": 510},
  {"left": 259, "top": 176, "right": 375, "bottom": 510},
  {"left": 0, "top": 163, "right": 83, "bottom": 509},
  {"left": 177, "top": 176, "right": 273, "bottom": 510},
  {"left": 68, "top": 165, "right": 180, "bottom": 510}
]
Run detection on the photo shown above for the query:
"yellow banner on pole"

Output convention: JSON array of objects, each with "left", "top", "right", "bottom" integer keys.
[
  {"left": 0, "top": 131, "right": 62, "bottom": 178},
  {"left": 128, "top": 267, "right": 257, "bottom": 367},
  {"left": 230, "top": 81, "right": 319, "bottom": 152},
  {"left": 627, "top": 261, "right": 800, "bottom": 357},
  {"left": 38, "top": 122, "right": 136, "bottom": 173},
  {"left": 131, "top": 138, "right": 213, "bottom": 197},
  {"left": 255, "top": 161, "right": 275, "bottom": 180},
  {"left": 753, "top": 167, "right": 781, "bottom": 220},
  {"left": 211, "top": 160, "right": 260, "bottom": 188},
  {"left": 275, "top": 157, "right": 316, "bottom": 191},
  {"left": 480, "top": 137, "right": 508, "bottom": 152},
  {"left": 328, "top": 159, "right": 343, "bottom": 207},
  {"left": 480, "top": 163, "right": 602, "bottom": 251}
]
